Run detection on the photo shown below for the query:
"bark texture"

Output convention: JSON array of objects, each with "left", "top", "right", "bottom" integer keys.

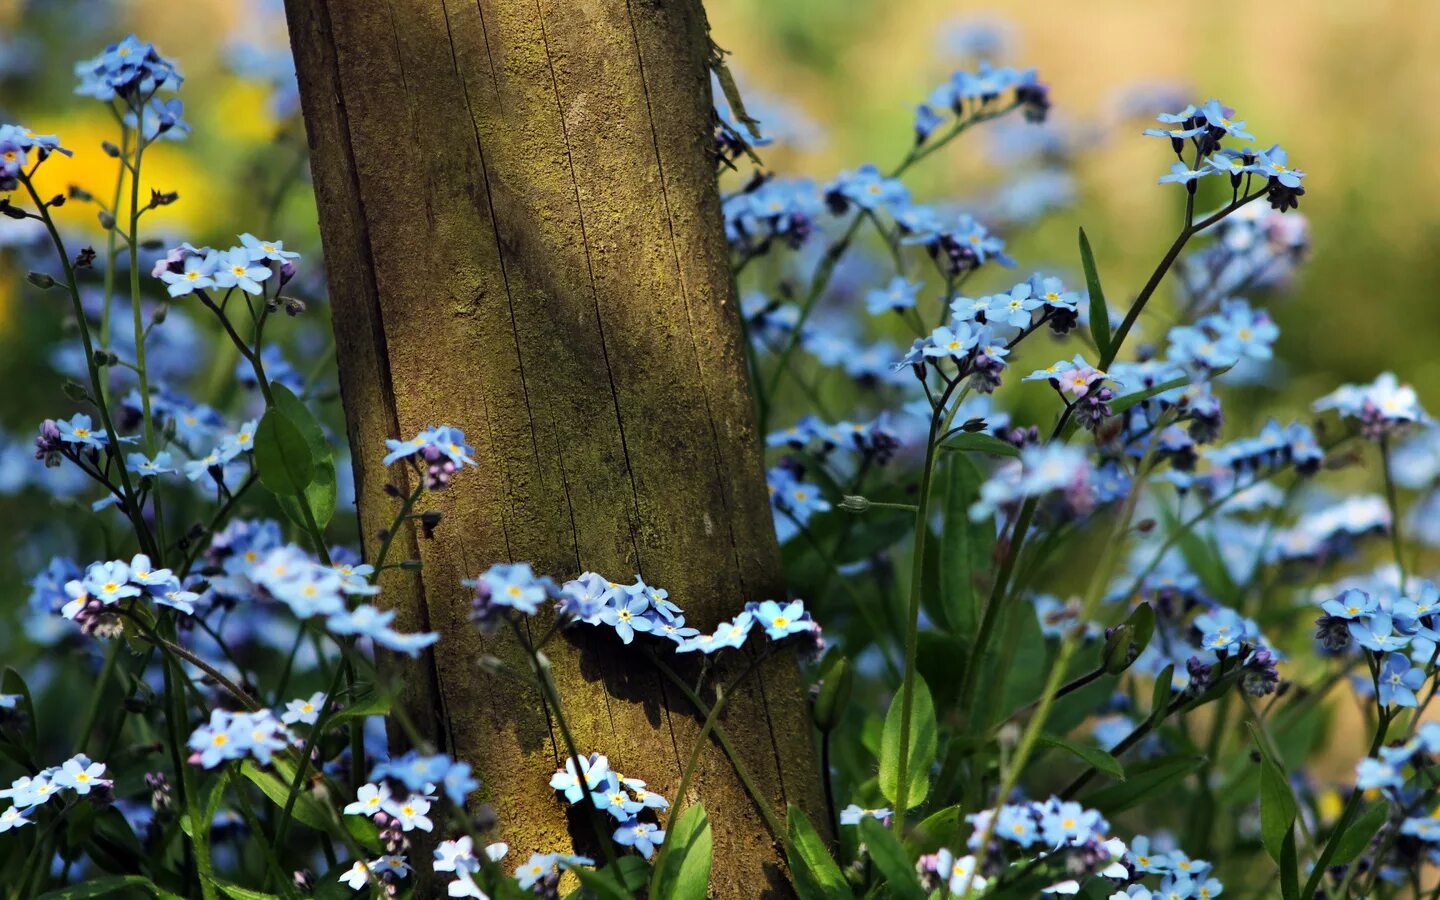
[{"left": 284, "top": 0, "right": 823, "bottom": 893}]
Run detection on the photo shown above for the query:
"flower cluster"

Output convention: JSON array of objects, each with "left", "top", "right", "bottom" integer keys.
[
  {"left": 57, "top": 554, "right": 199, "bottom": 635},
  {"left": 0, "top": 123, "right": 70, "bottom": 192},
  {"left": 187, "top": 708, "right": 293, "bottom": 769},
  {"left": 970, "top": 444, "right": 1094, "bottom": 521},
  {"left": 0, "top": 754, "right": 112, "bottom": 832},
  {"left": 548, "top": 752, "right": 669, "bottom": 859},
  {"left": 1314, "top": 372, "right": 1429, "bottom": 439},
  {"left": 1145, "top": 99, "right": 1305, "bottom": 211},
  {"left": 73, "top": 34, "right": 183, "bottom": 103},
  {"left": 382, "top": 425, "right": 478, "bottom": 490},
  {"left": 467, "top": 562, "right": 820, "bottom": 656},
  {"left": 153, "top": 234, "right": 299, "bottom": 298}
]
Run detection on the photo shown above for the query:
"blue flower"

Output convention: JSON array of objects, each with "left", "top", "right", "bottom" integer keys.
[
  {"left": 123, "top": 97, "right": 189, "bottom": 141},
  {"left": 986, "top": 282, "right": 1041, "bottom": 328},
  {"left": 126, "top": 451, "right": 177, "bottom": 476},
  {"left": 549, "top": 753, "right": 610, "bottom": 803},
  {"left": 1379, "top": 653, "right": 1425, "bottom": 708},
  {"left": 1159, "top": 161, "right": 1210, "bottom": 186},
  {"left": 1197, "top": 99, "right": 1255, "bottom": 141},
  {"left": 212, "top": 248, "right": 272, "bottom": 295},
  {"left": 838, "top": 804, "right": 892, "bottom": 826},
  {"left": 599, "top": 596, "right": 654, "bottom": 644},
  {"left": 753, "top": 599, "right": 812, "bottom": 640},
  {"left": 73, "top": 35, "right": 183, "bottom": 103},
  {"left": 470, "top": 562, "right": 554, "bottom": 616},
  {"left": 55, "top": 414, "right": 106, "bottom": 448},
  {"left": 371, "top": 751, "right": 453, "bottom": 793},
  {"left": 591, "top": 774, "right": 643, "bottom": 821},
  {"left": 52, "top": 755, "right": 108, "bottom": 795},
  {"left": 1321, "top": 589, "right": 1377, "bottom": 620},
  {"left": 558, "top": 572, "right": 613, "bottom": 622},
  {"left": 1039, "top": 799, "right": 1103, "bottom": 846},
  {"left": 995, "top": 804, "right": 1039, "bottom": 846},
  {"left": 158, "top": 249, "right": 219, "bottom": 297},
  {"left": 1349, "top": 613, "right": 1412, "bottom": 653},
  {"left": 1254, "top": 144, "right": 1303, "bottom": 188},
  {"left": 239, "top": 233, "right": 301, "bottom": 262},
  {"left": 442, "top": 761, "right": 479, "bottom": 806},
  {"left": 924, "top": 323, "right": 978, "bottom": 360},
  {"left": 1356, "top": 755, "right": 1404, "bottom": 792},
  {"left": 83, "top": 560, "right": 141, "bottom": 605},
  {"left": 826, "top": 163, "right": 909, "bottom": 212},
  {"left": 613, "top": 818, "right": 665, "bottom": 858},
  {"left": 865, "top": 276, "right": 922, "bottom": 316}
]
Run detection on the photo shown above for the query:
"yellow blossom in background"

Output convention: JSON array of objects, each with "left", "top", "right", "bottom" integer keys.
[{"left": 23, "top": 115, "right": 217, "bottom": 236}]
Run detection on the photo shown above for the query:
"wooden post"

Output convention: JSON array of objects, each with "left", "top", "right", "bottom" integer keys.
[{"left": 284, "top": 0, "right": 823, "bottom": 891}]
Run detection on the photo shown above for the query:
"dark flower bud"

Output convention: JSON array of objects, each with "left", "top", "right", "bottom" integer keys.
[
  {"left": 419, "top": 510, "right": 443, "bottom": 539},
  {"left": 49, "top": 193, "right": 65, "bottom": 208},
  {"left": 68, "top": 185, "right": 94, "bottom": 202},
  {"left": 25, "top": 271, "right": 56, "bottom": 290},
  {"left": 101, "top": 141, "right": 121, "bottom": 157},
  {"left": 93, "top": 348, "right": 119, "bottom": 367},
  {"left": 0, "top": 201, "right": 29, "bottom": 219},
  {"left": 61, "top": 380, "right": 90, "bottom": 402},
  {"left": 97, "top": 210, "right": 115, "bottom": 230},
  {"left": 282, "top": 296, "right": 307, "bottom": 316},
  {"left": 74, "top": 247, "right": 97, "bottom": 269}
]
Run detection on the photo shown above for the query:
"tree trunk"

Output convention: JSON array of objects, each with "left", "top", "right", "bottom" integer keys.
[{"left": 283, "top": 0, "right": 823, "bottom": 893}]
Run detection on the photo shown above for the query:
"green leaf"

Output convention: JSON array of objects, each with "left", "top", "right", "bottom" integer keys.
[
  {"left": 269, "top": 383, "right": 338, "bottom": 530},
  {"left": 1329, "top": 800, "right": 1389, "bottom": 865},
  {"left": 1109, "top": 375, "right": 1190, "bottom": 416},
  {"left": 652, "top": 804, "right": 712, "bottom": 900},
  {"left": 1259, "top": 753, "right": 1298, "bottom": 863},
  {"left": 939, "top": 455, "right": 993, "bottom": 637},
  {"left": 1128, "top": 603, "right": 1157, "bottom": 658},
  {"left": 879, "top": 677, "right": 937, "bottom": 809},
  {"left": 1083, "top": 754, "right": 1204, "bottom": 815},
  {"left": 940, "top": 431, "right": 1019, "bottom": 458},
  {"left": 36, "top": 876, "right": 175, "bottom": 899},
  {"left": 1037, "top": 733, "right": 1125, "bottom": 781},
  {"left": 0, "top": 667, "right": 38, "bottom": 767},
  {"left": 253, "top": 405, "right": 314, "bottom": 497},
  {"left": 1149, "top": 665, "right": 1176, "bottom": 724},
  {"left": 1280, "top": 826, "right": 1300, "bottom": 900},
  {"left": 571, "top": 866, "right": 633, "bottom": 900},
  {"left": 858, "top": 817, "right": 924, "bottom": 900},
  {"left": 1078, "top": 227, "right": 1111, "bottom": 360},
  {"left": 906, "top": 804, "right": 960, "bottom": 856},
  {"left": 211, "top": 882, "right": 281, "bottom": 900},
  {"left": 325, "top": 689, "right": 391, "bottom": 727},
  {"left": 786, "top": 805, "right": 847, "bottom": 900},
  {"left": 239, "top": 759, "right": 380, "bottom": 852}
]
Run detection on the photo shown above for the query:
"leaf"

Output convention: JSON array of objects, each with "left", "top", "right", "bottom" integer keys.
[
  {"left": 652, "top": 804, "right": 712, "bottom": 900},
  {"left": 253, "top": 405, "right": 314, "bottom": 497},
  {"left": 1149, "top": 665, "right": 1176, "bottom": 724},
  {"left": 1280, "top": 826, "right": 1300, "bottom": 900},
  {"left": 906, "top": 805, "right": 960, "bottom": 855},
  {"left": 939, "top": 455, "right": 993, "bottom": 637},
  {"left": 1037, "top": 733, "right": 1125, "bottom": 781},
  {"left": 786, "top": 805, "right": 847, "bottom": 900},
  {"left": 1078, "top": 227, "right": 1111, "bottom": 360},
  {"left": 212, "top": 882, "right": 281, "bottom": 900},
  {"left": 1259, "top": 753, "right": 1298, "bottom": 863},
  {"left": 858, "top": 817, "right": 924, "bottom": 900},
  {"left": 241, "top": 760, "right": 327, "bottom": 829},
  {"left": 940, "top": 432, "right": 1019, "bottom": 458},
  {"left": 571, "top": 866, "right": 633, "bottom": 900},
  {"left": 36, "top": 876, "right": 174, "bottom": 899},
  {"left": 1328, "top": 800, "right": 1389, "bottom": 865},
  {"left": 879, "top": 677, "right": 937, "bottom": 809},
  {"left": 1109, "top": 375, "right": 1190, "bottom": 416},
  {"left": 1127, "top": 603, "right": 1156, "bottom": 658},
  {"left": 1, "top": 667, "right": 38, "bottom": 767},
  {"left": 269, "top": 383, "right": 338, "bottom": 530},
  {"left": 1083, "top": 755, "right": 1204, "bottom": 815},
  {"left": 326, "top": 689, "right": 391, "bottom": 727}
]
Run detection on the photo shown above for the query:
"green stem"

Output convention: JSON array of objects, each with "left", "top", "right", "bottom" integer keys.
[
  {"left": 891, "top": 375, "right": 965, "bottom": 828},
  {"left": 1300, "top": 711, "right": 1393, "bottom": 899},
  {"left": 646, "top": 652, "right": 786, "bottom": 840}
]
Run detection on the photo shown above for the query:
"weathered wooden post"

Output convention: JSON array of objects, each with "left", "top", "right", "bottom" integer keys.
[{"left": 284, "top": 0, "right": 823, "bottom": 891}]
